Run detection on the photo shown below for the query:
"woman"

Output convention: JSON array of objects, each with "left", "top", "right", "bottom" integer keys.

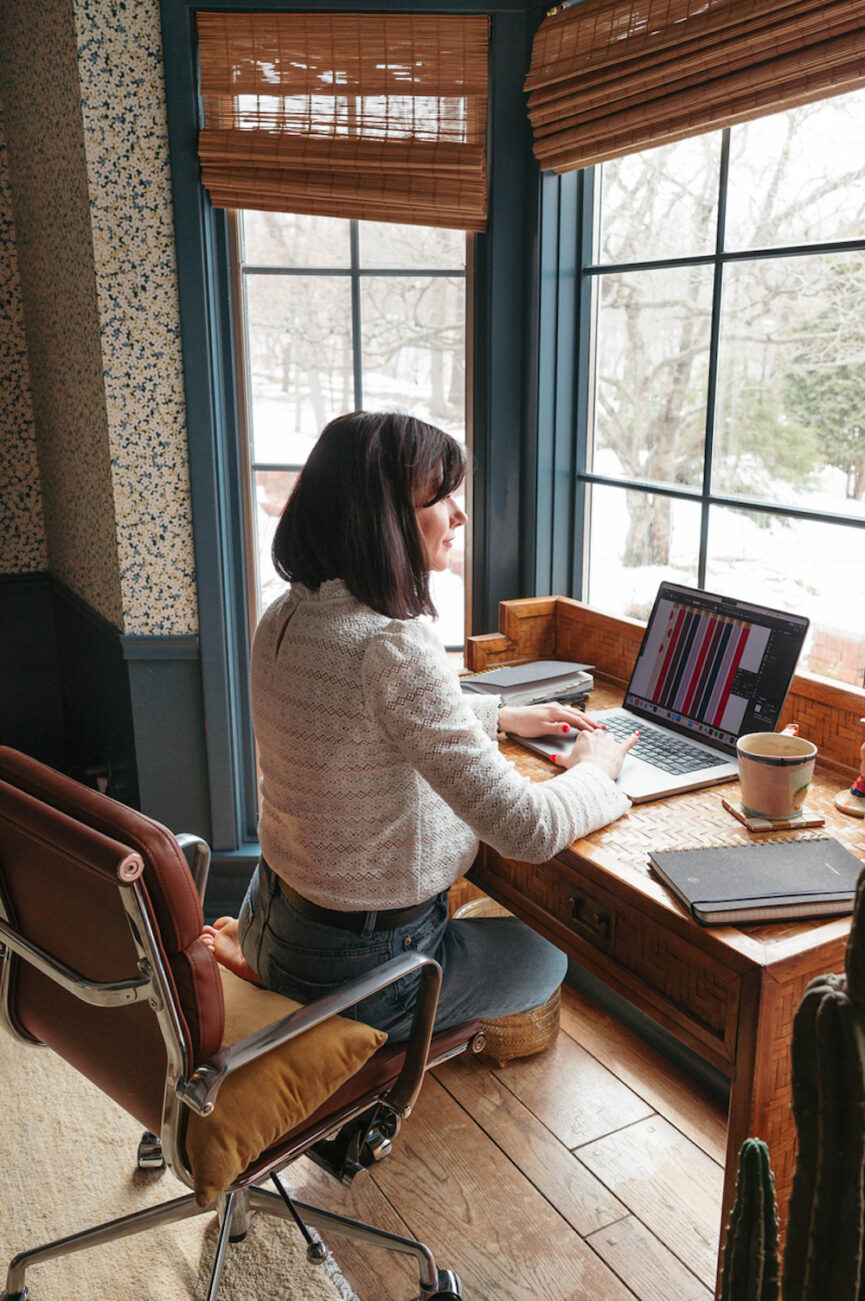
[{"left": 209, "top": 411, "right": 636, "bottom": 1040}]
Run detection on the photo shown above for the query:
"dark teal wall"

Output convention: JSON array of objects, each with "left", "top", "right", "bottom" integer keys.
[
  {"left": 0, "top": 574, "right": 67, "bottom": 772},
  {"left": 51, "top": 581, "right": 140, "bottom": 809},
  {"left": 121, "top": 636, "right": 212, "bottom": 841},
  {"left": 0, "top": 574, "right": 213, "bottom": 845}
]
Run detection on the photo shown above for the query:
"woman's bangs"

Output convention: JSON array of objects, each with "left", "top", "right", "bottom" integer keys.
[{"left": 427, "top": 435, "right": 466, "bottom": 504}]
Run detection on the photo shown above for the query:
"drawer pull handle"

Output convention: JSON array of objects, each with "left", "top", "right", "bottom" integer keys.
[{"left": 567, "top": 890, "right": 615, "bottom": 947}]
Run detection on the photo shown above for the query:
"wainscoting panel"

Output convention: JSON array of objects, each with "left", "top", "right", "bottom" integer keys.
[
  {"left": 1, "top": 573, "right": 216, "bottom": 846},
  {"left": 0, "top": 572, "right": 66, "bottom": 771},
  {"left": 122, "top": 633, "right": 212, "bottom": 844}
]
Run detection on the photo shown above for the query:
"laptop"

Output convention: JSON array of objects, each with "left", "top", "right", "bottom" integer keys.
[{"left": 509, "top": 582, "right": 810, "bottom": 803}]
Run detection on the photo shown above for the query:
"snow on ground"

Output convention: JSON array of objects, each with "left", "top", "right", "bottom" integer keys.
[{"left": 587, "top": 460, "right": 864, "bottom": 671}]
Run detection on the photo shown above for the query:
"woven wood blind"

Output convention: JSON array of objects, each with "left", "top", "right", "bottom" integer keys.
[
  {"left": 525, "top": 0, "right": 865, "bottom": 173},
  {"left": 196, "top": 12, "right": 489, "bottom": 230}
]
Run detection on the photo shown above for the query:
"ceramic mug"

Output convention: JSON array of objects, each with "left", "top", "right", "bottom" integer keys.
[{"left": 736, "top": 731, "right": 817, "bottom": 819}]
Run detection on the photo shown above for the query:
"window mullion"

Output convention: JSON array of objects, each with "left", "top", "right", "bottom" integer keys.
[
  {"left": 572, "top": 168, "right": 595, "bottom": 601},
  {"left": 534, "top": 171, "right": 562, "bottom": 595},
  {"left": 699, "top": 129, "right": 732, "bottom": 588},
  {"left": 350, "top": 220, "right": 363, "bottom": 407}
]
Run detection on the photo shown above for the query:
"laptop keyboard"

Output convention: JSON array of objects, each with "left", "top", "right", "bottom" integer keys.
[{"left": 599, "top": 711, "right": 730, "bottom": 774}]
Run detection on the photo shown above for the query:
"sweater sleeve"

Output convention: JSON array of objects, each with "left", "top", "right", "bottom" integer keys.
[
  {"left": 462, "top": 691, "right": 501, "bottom": 739},
  {"left": 361, "top": 623, "right": 630, "bottom": 863}
]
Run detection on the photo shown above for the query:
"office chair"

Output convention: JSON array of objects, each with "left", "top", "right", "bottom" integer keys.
[{"left": 0, "top": 746, "right": 483, "bottom": 1301}]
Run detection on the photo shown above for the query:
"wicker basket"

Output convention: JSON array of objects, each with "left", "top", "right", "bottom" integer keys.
[{"left": 453, "top": 896, "right": 562, "bottom": 1066}]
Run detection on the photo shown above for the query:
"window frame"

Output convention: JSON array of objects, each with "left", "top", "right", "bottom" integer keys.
[
  {"left": 229, "top": 210, "right": 472, "bottom": 648},
  {"left": 535, "top": 129, "right": 865, "bottom": 641}
]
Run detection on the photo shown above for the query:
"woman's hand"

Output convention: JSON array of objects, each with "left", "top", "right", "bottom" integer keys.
[
  {"left": 498, "top": 702, "right": 601, "bottom": 739},
  {"left": 553, "top": 728, "right": 640, "bottom": 781}
]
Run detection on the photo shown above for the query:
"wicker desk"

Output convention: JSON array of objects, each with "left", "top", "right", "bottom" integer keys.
[{"left": 465, "top": 597, "right": 865, "bottom": 1287}]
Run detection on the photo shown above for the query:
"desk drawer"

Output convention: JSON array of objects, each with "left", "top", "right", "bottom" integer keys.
[{"left": 473, "top": 851, "right": 741, "bottom": 1070}]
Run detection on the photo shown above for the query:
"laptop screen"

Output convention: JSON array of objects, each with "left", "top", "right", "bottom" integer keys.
[{"left": 623, "top": 583, "right": 809, "bottom": 753}]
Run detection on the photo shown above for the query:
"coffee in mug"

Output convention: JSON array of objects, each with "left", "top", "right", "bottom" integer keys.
[{"left": 736, "top": 731, "right": 817, "bottom": 819}]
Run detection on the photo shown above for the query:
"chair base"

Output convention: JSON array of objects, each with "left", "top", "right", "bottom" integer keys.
[
  {"left": 2, "top": 1180, "right": 464, "bottom": 1301},
  {"left": 136, "top": 1128, "right": 166, "bottom": 1170},
  {"left": 1, "top": 1192, "right": 205, "bottom": 1301}
]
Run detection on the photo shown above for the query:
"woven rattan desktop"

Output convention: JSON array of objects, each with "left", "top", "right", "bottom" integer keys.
[{"left": 465, "top": 597, "right": 865, "bottom": 1289}]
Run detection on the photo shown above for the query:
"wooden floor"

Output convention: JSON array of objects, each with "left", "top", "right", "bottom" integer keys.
[{"left": 291, "top": 982, "right": 729, "bottom": 1301}]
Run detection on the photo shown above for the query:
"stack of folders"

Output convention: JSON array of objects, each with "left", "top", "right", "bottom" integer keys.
[
  {"left": 648, "top": 837, "right": 864, "bottom": 926},
  {"left": 460, "top": 660, "right": 594, "bottom": 709}
]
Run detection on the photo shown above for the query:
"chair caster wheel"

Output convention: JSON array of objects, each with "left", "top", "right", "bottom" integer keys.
[
  {"left": 306, "top": 1241, "right": 328, "bottom": 1264},
  {"left": 420, "top": 1268, "right": 462, "bottom": 1299},
  {"left": 137, "top": 1129, "right": 164, "bottom": 1170}
]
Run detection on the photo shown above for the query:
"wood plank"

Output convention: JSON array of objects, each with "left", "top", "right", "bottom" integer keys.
[
  {"left": 578, "top": 1115, "right": 723, "bottom": 1287},
  {"left": 559, "top": 982, "right": 728, "bottom": 1164},
  {"left": 488, "top": 1024, "right": 654, "bottom": 1149},
  {"left": 373, "top": 1075, "right": 636, "bottom": 1301},
  {"left": 586, "top": 1215, "right": 713, "bottom": 1301},
  {"left": 434, "top": 1053, "right": 627, "bottom": 1236},
  {"left": 289, "top": 1155, "right": 418, "bottom": 1301}
]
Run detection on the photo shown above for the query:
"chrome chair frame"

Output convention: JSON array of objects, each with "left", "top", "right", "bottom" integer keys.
[{"left": 0, "top": 829, "right": 477, "bottom": 1301}]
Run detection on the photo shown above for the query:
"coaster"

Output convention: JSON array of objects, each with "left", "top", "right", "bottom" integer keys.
[
  {"left": 835, "top": 788, "right": 865, "bottom": 818},
  {"left": 721, "top": 797, "right": 825, "bottom": 832}
]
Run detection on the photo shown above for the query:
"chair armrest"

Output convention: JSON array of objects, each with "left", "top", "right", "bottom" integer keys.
[
  {"left": 175, "top": 950, "right": 442, "bottom": 1116},
  {"left": 175, "top": 834, "right": 211, "bottom": 900},
  {"left": 0, "top": 915, "right": 153, "bottom": 1009}
]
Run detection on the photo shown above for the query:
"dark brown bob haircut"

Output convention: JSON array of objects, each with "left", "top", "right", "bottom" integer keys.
[{"left": 272, "top": 411, "right": 466, "bottom": 620}]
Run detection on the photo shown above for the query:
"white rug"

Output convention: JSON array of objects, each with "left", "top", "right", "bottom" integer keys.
[{"left": 0, "top": 1029, "right": 359, "bottom": 1301}]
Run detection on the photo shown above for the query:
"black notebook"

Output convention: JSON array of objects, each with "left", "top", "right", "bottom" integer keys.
[{"left": 648, "top": 837, "right": 864, "bottom": 925}]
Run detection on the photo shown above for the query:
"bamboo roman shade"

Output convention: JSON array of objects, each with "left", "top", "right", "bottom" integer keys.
[
  {"left": 525, "top": 0, "right": 865, "bottom": 173},
  {"left": 196, "top": 12, "right": 489, "bottom": 230}
]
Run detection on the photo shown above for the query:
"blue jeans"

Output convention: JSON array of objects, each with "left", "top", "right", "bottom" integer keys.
[{"left": 237, "top": 861, "right": 568, "bottom": 1042}]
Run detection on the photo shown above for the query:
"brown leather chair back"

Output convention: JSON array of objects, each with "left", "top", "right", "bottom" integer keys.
[{"left": 0, "top": 747, "right": 224, "bottom": 1133}]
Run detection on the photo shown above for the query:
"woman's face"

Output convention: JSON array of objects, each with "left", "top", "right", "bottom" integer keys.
[{"left": 415, "top": 486, "right": 468, "bottom": 572}]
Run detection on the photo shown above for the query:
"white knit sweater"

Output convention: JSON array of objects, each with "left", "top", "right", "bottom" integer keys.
[{"left": 251, "top": 580, "right": 631, "bottom": 910}]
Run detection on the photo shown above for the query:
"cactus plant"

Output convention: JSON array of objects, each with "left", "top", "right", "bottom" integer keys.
[
  {"left": 844, "top": 864, "right": 865, "bottom": 1006},
  {"left": 722, "top": 866, "right": 865, "bottom": 1301},
  {"left": 782, "top": 971, "right": 865, "bottom": 1301},
  {"left": 783, "top": 973, "right": 843, "bottom": 1297},
  {"left": 720, "top": 1138, "right": 779, "bottom": 1301}
]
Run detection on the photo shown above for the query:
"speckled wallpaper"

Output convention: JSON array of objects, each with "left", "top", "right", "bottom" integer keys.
[
  {"left": 1, "top": 0, "right": 198, "bottom": 636},
  {"left": 0, "top": 101, "right": 47, "bottom": 575},
  {"left": 73, "top": 0, "right": 197, "bottom": 636},
  {"left": 1, "top": 0, "right": 124, "bottom": 628}
]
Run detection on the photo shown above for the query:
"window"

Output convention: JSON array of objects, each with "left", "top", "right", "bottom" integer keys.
[
  {"left": 575, "top": 89, "right": 865, "bottom": 687},
  {"left": 230, "top": 210, "right": 468, "bottom": 650}
]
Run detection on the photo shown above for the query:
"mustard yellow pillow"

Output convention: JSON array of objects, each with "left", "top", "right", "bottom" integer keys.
[{"left": 185, "top": 967, "right": 387, "bottom": 1206}]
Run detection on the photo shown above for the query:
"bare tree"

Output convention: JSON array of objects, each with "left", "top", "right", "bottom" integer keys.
[{"left": 593, "top": 98, "right": 865, "bottom": 566}]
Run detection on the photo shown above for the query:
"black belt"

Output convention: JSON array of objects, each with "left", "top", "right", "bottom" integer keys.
[{"left": 276, "top": 875, "right": 433, "bottom": 933}]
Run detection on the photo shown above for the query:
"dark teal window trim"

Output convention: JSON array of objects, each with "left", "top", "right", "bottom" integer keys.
[{"left": 159, "top": 0, "right": 542, "bottom": 849}]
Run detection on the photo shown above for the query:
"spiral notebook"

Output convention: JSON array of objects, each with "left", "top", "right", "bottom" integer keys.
[{"left": 648, "top": 837, "right": 864, "bottom": 925}]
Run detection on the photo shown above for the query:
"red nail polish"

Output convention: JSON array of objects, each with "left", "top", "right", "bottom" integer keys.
[
  {"left": 549, "top": 754, "right": 557, "bottom": 763},
  {"left": 562, "top": 724, "right": 569, "bottom": 733}
]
